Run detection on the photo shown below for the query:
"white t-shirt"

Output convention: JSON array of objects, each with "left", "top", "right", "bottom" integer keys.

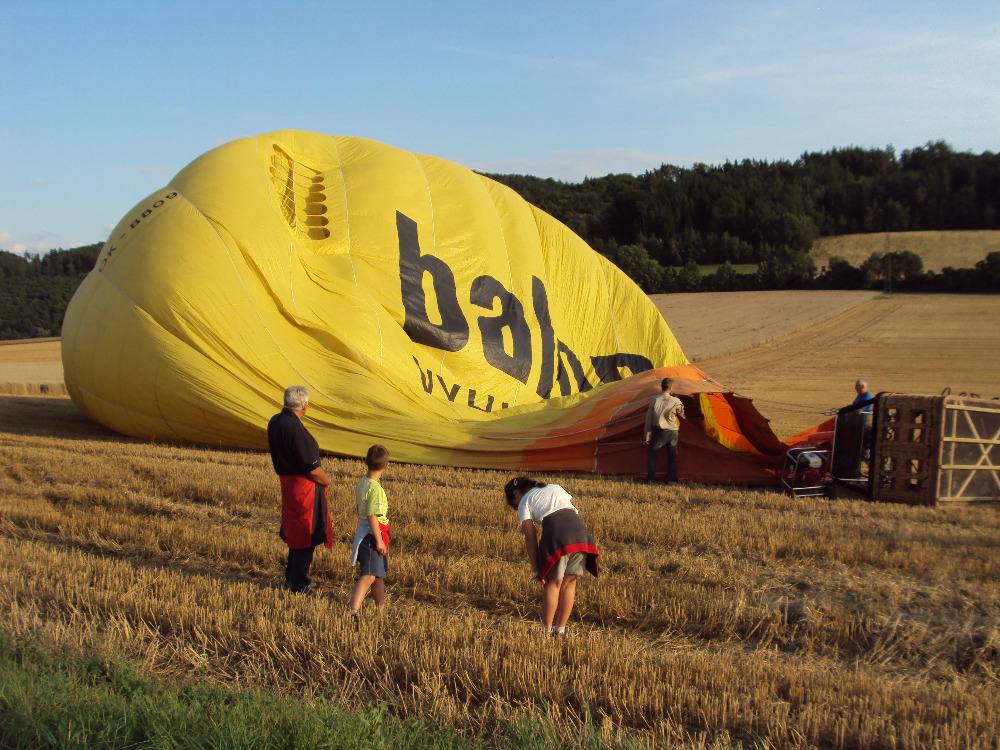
[{"left": 517, "top": 484, "right": 577, "bottom": 524}]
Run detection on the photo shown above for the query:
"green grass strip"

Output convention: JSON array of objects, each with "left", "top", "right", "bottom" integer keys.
[{"left": 0, "top": 631, "right": 640, "bottom": 750}]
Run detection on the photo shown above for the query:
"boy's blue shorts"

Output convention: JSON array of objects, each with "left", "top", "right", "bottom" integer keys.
[{"left": 357, "top": 533, "right": 388, "bottom": 578}]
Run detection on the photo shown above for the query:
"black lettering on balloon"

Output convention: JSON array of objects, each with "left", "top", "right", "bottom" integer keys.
[
  {"left": 412, "top": 356, "right": 434, "bottom": 394},
  {"left": 397, "top": 211, "right": 469, "bottom": 352},
  {"left": 467, "top": 389, "right": 494, "bottom": 413},
  {"left": 435, "top": 374, "right": 460, "bottom": 402},
  {"left": 555, "top": 340, "right": 593, "bottom": 396},
  {"left": 531, "top": 276, "right": 555, "bottom": 399},
  {"left": 591, "top": 353, "right": 655, "bottom": 384},
  {"left": 470, "top": 275, "right": 532, "bottom": 383}
]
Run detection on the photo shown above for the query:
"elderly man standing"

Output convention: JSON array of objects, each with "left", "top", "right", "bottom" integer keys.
[
  {"left": 852, "top": 379, "right": 875, "bottom": 413},
  {"left": 267, "top": 385, "right": 333, "bottom": 594},
  {"left": 852, "top": 379, "right": 876, "bottom": 461},
  {"left": 644, "top": 377, "right": 685, "bottom": 483}
]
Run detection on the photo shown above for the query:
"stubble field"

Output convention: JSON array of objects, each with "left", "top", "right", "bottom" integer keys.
[
  {"left": 810, "top": 230, "right": 1000, "bottom": 273},
  {"left": 653, "top": 291, "right": 1000, "bottom": 437},
  {"left": 0, "top": 338, "right": 65, "bottom": 396},
  {"left": 1, "top": 291, "right": 999, "bottom": 747}
]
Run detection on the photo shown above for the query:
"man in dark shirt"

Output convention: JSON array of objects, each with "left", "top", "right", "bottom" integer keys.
[{"left": 267, "top": 385, "right": 332, "bottom": 593}]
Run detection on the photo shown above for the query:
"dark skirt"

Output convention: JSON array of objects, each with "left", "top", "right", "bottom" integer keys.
[
  {"left": 357, "top": 533, "right": 389, "bottom": 578},
  {"left": 537, "top": 509, "right": 599, "bottom": 582}
]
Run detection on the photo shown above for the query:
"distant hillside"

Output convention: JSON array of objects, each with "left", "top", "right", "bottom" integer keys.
[
  {"left": 0, "top": 244, "right": 101, "bottom": 339},
  {"left": 3, "top": 140, "right": 1000, "bottom": 340},
  {"left": 812, "top": 230, "right": 1000, "bottom": 273},
  {"left": 489, "top": 140, "right": 1000, "bottom": 292}
]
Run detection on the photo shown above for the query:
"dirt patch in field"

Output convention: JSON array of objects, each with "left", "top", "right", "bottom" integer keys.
[
  {"left": 699, "top": 293, "right": 1000, "bottom": 438},
  {"left": 651, "top": 289, "right": 878, "bottom": 361},
  {"left": 0, "top": 339, "right": 64, "bottom": 393}
]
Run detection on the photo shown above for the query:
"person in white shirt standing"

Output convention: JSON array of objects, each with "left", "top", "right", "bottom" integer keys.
[
  {"left": 504, "top": 477, "right": 599, "bottom": 636},
  {"left": 644, "top": 377, "right": 685, "bottom": 483}
]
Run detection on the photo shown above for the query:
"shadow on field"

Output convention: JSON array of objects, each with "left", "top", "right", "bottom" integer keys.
[
  {"left": 0, "top": 395, "right": 125, "bottom": 442},
  {"left": 3, "top": 515, "right": 293, "bottom": 596},
  {"left": 0, "top": 397, "right": 265, "bottom": 460}
]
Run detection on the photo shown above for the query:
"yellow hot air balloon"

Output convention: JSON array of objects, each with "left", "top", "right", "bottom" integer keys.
[{"left": 62, "top": 131, "right": 786, "bottom": 482}]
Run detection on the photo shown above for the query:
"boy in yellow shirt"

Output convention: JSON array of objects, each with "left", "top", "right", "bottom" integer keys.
[{"left": 348, "top": 445, "right": 390, "bottom": 618}]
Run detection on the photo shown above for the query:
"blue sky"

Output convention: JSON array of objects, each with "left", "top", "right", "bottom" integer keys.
[{"left": 2, "top": 1, "right": 998, "bottom": 254}]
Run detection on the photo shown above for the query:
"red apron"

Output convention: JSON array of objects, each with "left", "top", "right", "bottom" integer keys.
[{"left": 279, "top": 475, "right": 333, "bottom": 550}]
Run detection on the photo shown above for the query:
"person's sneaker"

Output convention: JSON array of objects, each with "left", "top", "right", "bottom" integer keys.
[{"left": 287, "top": 581, "right": 318, "bottom": 596}]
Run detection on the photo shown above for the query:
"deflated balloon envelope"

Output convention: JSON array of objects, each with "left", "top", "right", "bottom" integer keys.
[{"left": 62, "top": 130, "right": 782, "bottom": 480}]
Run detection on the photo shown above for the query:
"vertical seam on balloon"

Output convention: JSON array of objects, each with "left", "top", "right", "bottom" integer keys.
[
  {"left": 66, "top": 270, "right": 92, "bottom": 418},
  {"left": 476, "top": 175, "right": 520, "bottom": 409},
  {"left": 328, "top": 137, "right": 358, "bottom": 285},
  {"left": 112, "top": 298, "right": 129, "bottom": 433},
  {"left": 176, "top": 193, "right": 338, "bottom": 408},
  {"left": 601, "top": 259, "right": 623, "bottom": 353},
  {"left": 82, "top": 272, "right": 182, "bottom": 440},
  {"left": 288, "top": 240, "right": 298, "bottom": 315},
  {"left": 592, "top": 261, "right": 630, "bottom": 473},
  {"left": 413, "top": 153, "right": 462, "bottom": 418},
  {"left": 593, "top": 384, "right": 647, "bottom": 473},
  {"left": 331, "top": 137, "right": 384, "bottom": 367},
  {"left": 258, "top": 139, "right": 300, "bottom": 317},
  {"left": 152, "top": 362, "right": 181, "bottom": 440}
]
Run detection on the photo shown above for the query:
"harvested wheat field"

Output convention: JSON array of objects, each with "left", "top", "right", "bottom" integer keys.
[
  {"left": 811, "top": 230, "right": 1000, "bottom": 273},
  {"left": 2, "top": 291, "right": 1000, "bottom": 747},
  {"left": 692, "top": 293, "right": 1000, "bottom": 437},
  {"left": 2, "top": 392, "right": 999, "bottom": 748},
  {"left": 0, "top": 338, "right": 65, "bottom": 396},
  {"left": 650, "top": 290, "right": 879, "bottom": 362}
]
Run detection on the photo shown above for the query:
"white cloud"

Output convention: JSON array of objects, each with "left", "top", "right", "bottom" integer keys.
[
  {"left": 472, "top": 147, "right": 697, "bottom": 181},
  {"left": 0, "top": 229, "right": 75, "bottom": 256}
]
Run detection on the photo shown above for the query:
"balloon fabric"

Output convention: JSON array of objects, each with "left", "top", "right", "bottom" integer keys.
[{"left": 63, "top": 131, "right": 787, "bottom": 482}]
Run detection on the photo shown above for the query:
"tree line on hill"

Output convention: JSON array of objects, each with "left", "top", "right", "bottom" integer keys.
[
  {"left": 488, "top": 140, "right": 1000, "bottom": 293},
  {"left": 600, "top": 244, "right": 1000, "bottom": 294},
  {"left": 1, "top": 141, "right": 999, "bottom": 339},
  {"left": 0, "top": 243, "right": 101, "bottom": 339}
]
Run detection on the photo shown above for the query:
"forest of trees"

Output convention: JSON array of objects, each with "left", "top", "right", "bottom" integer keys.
[
  {"left": 0, "top": 243, "right": 101, "bottom": 339},
  {"left": 488, "top": 140, "right": 1000, "bottom": 293},
  {"left": 1, "top": 142, "right": 999, "bottom": 339}
]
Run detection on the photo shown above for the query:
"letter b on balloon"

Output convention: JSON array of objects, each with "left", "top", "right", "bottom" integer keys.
[{"left": 397, "top": 211, "right": 470, "bottom": 351}]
